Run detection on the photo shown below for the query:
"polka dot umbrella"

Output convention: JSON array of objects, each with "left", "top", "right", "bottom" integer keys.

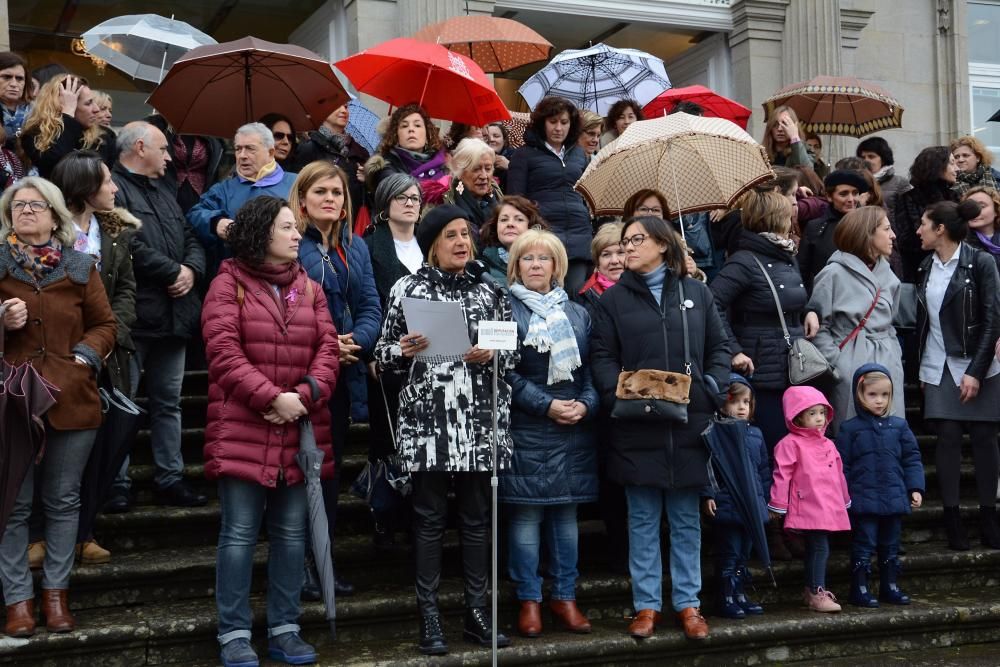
[
  {"left": 412, "top": 15, "right": 552, "bottom": 74},
  {"left": 762, "top": 75, "right": 904, "bottom": 138}
]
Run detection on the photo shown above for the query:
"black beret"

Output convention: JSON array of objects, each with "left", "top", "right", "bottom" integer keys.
[
  {"left": 823, "top": 169, "right": 870, "bottom": 194},
  {"left": 416, "top": 204, "right": 469, "bottom": 258}
]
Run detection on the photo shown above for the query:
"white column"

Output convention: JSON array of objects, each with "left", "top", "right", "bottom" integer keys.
[{"left": 729, "top": 0, "right": 790, "bottom": 140}]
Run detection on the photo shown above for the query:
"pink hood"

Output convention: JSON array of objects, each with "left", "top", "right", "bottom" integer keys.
[{"left": 782, "top": 385, "right": 835, "bottom": 435}]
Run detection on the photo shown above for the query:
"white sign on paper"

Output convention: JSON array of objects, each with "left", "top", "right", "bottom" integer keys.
[{"left": 477, "top": 321, "right": 518, "bottom": 350}]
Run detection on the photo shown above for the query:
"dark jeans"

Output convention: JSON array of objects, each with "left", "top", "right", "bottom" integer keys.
[
  {"left": 714, "top": 522, "right": 752, "bottom": 574},
  {"left": 932, "top": 419, "right": 1000, "bottom": 507},
  {"left": 411, "top": 471, "right": 490, "bottom": 616},
  {"left": 802, "top": 530, "right": 830, "bottom": 590},
  {"left": 850, "top": 514, "right": 902, "bottom": 562}
]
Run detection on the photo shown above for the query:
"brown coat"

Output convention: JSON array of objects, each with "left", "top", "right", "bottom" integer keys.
[{"left": 0, "top": 245, "right": 117, "bottom": 430}]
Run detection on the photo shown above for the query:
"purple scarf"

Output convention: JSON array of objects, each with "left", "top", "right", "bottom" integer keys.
[
  {"left": 976, "top": 230, "right": 1000, "bottom": 256},
  {"left": 392, "top": 147, "right": 448, "bottom": 180}
]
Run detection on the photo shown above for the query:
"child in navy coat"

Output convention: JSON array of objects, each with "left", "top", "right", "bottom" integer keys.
[
  {"left": 702, "top": 375, "right": 772, "bottom": 618},
  {"left": 836, "top": 363, "right": 925, "bottom": 607}
]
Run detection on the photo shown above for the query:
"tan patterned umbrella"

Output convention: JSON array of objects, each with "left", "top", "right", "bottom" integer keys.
[
  {"left": 762, "top": 75, "right": 904, "bottom": 138},
  {"left": 499, "top": 111, "right": 530, "bottom": 148},
  {"left": 412, "top": 15, "right": 551, "bottom": 74},
  {"left": 576, "top": 113, "right": 773, "bottom": 217}
]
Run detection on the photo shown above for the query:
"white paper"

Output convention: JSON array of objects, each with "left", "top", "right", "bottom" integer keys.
[
  {"left": 478, "top": 321, "right": 518, "bottom": 350},
  {"left": 401, "top": 297, "right": 472, "bottom": 362}
]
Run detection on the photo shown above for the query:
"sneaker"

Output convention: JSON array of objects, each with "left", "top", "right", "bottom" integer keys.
[
  {"left": 76, "top": 539, "right": 111, "bottom": 565},
  {"left": 28, "top": 541, "right": 45, "bottom": 569},
  {"left": 220, "top": 638, "right": 258, "bottom": 667},
  {"left": 268, "top": 631, "right": 316, "bottom": 665},
  {"left": 806, "top": 587, "right": 842, "bottom": 613}
]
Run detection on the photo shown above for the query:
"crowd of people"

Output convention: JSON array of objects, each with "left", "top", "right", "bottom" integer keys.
[{"left": 1, "top": 46, "right": 1000, "bottom": 667}]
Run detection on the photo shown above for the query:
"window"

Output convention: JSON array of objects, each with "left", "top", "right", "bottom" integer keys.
[{"left": 969, "top": 2, "right": 1000, "bottom": 153}]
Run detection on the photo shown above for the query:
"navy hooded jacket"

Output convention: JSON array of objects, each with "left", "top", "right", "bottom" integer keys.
[{"left": 835, "top": 363, "right": 925, "bottom": 516}]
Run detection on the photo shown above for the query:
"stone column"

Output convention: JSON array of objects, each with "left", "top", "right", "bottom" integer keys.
[
  {"left": 933, "top": 0, "right": 969, "bottom": 142},
  {"left": 729, "top": 0, "right": 790, "bottom": 139}
]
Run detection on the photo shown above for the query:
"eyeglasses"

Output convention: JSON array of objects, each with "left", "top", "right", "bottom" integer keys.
[
  {"left": 519, "top": 254, "right": 553, "bottom": 263},
  {"left": 620, "top": 233, "right": 647, "bottom": 249},
  {"left": 11, "top": 200, "right": 50, "bottom": 214},
  {"left": 393, "top": 194, "right": 422, "bottom": 206},
  {"left": 636, "top": 206, "right": 662, "bottom": 215},
  {"left": 272, "top": 131, "right": 293, "bottom": 142}
]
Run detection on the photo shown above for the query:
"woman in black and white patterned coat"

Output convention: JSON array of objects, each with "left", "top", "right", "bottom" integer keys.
[{"left": 375, "top": 204, "right": 516, "bottom": 656}]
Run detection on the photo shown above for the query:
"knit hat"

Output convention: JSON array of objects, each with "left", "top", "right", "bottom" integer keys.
[
  {"left": 416, "top": 204, "right": 469, "bottom": 258},
  {"left": 823, "top": 169, "right": 870, "bottom": 193}
]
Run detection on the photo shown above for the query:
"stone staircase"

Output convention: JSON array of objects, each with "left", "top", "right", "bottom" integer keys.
[{"left": 2, "top": 371, "right": 1000, "bottom": 666}]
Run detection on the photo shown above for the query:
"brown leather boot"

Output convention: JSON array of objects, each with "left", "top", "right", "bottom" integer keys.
[
  {"left": 518, "top": 600, "right": 542, "bottom": 637},
  {"left": 627, "top": 609, "right": 662, "bottom": 639},
  {"left": 675, "top": 607, "right": 709, "bottom": 640},
  {"left": 4, "top": 599, "right": 36, "bottom": 638},
  {"left": 550, "top": 599, "right": 591, "bottom": 633},
  {"left": 41, "top": 589, "right": 75, "bottom": 633}
]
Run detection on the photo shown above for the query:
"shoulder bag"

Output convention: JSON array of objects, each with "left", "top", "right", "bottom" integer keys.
[
  {"left": 751, "top": 255, "right": 835, "bottom": 385},
  {"left": 610, "top": 280, "right": 692, "bottom": 422}
]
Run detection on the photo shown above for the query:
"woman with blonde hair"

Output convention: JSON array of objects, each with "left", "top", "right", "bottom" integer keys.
[
  {"left": 18, "top": 74, "right": 114, "bottom": 177},
  {"left": 951, "top": 135, "right": 1000, "bottom": 194},
  {"left": 577, "top": 110, "right": 603, "bottom": 159},
  {"left": 292, "top": 160, "right": 381, "bottom": 600},
  {"left": 442, "top": 137, "right": 502, "bottom": 237},
  {"left": 762, "top": 106, "right": 813, "bottom": 169},
  {"left": 501, "top": 228, "right": 598, "bottom": 638}
]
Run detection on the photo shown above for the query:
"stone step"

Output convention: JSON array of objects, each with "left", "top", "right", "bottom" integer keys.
[
  {"left": 6, "top": 586, "right": 1000, "bottom": 666},
  {"left": 800, "top": 642, "right": 1000, "bottom": 666}
]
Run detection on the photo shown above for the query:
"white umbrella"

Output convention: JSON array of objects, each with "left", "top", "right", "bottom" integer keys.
[
  {"left": 517, "top": 43, "right": 670, "bottom": 115},
  {"left": 81, "top": 14, "right": 216, "bottom": 83}
]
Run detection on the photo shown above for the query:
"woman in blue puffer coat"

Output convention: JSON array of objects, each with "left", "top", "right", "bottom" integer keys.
[
  {"left": 292, "top": 160, "right": 381, "bottom": 598},
  {"left": 499, "top": 229, "right": 598, "bottom": 639}
]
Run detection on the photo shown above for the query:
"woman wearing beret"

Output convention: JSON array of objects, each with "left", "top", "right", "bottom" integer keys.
[{"left": 799, "top": 170, "right": 870, "bottom": 293}]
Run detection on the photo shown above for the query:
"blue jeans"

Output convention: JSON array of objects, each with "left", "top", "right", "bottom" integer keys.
[
  {"left": 0, "top": 427, "right": 97, "bottom": 602},
  {"left": 124, "top": 336, "right": 186, "bottom": 490},
  {"left": 216, "top": 477, "right": 307, "bottom": 645},
  {"left": 802, "top": 530, "right": 831, "bottom": 590},
  {"left": 850, "top": 514, "right": 902, "bottom": 562},
  {"left": 624, "top": 486, "right": 702, "bottom": 612},
  {"left": 507, "top": 503, "right": 579, "bottom": 602}
]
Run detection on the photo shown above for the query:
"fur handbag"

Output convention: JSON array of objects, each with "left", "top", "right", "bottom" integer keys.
[{"left": 611, "top": 281, "right": 692, "bottom": 423}]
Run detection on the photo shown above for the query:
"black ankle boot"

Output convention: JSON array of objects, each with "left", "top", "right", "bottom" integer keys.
[
  {"left": 419, "top": 614, "right": 448, "bottom": 655},
  {"left": 944, "top": 506, "right": 970, "bottom": 551},
  {"left": 463, "top": 607, "right": 511, "bottom": 648},
  {"left": 979, "top": 506, "right": 1000, "bottom": 549}
]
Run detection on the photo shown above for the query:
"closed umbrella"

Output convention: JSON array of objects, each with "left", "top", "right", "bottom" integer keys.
[
  {"left": 335, "top": 38, "right": 511, "bottom": 126},
  {"left": 148, "top": 37, "right": 350, "bottom": 139},
  {"left": 295, "top": 378, "right": 336, "bottom": 640},
  {"left": 762, "top": 76, "right": 904, "bottom": 138},
  {"left": 643, "top": 85, "right": 751, "bottom": 130},
  {"left": 412, "top": 15, "right": 552, "bottom": 73},
  {"left": 575, "top": 113, "right": 773, "bottom": 217},
  {"left": 702, "top": 417, "right": 775, "bottom": 585},
  {"left": 517, "top": 43, "right": 671, "bottom": 115},
  {"left": 81, "top": 13, "right": 217, "bottom": 83}
]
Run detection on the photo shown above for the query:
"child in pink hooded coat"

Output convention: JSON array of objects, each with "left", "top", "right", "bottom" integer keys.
[{"left": 767, "top": 386, "right": 851, "bottom": 613}]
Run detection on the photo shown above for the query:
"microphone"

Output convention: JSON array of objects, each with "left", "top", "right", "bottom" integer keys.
[{"left": 465, "top": 259, "right": 509, "bottom": 294}]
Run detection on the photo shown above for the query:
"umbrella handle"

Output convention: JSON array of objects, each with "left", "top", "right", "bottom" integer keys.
[{"left": 301, "top": 375, "right": 320, "bottom": 403}]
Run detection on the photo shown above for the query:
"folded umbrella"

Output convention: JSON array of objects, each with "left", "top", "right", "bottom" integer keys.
[
  {"left": 762, "top": 75, "right": 904, "bottom": 138},
  {"left": 335, "top": 38, "right": 511, "bottom": 126},
  {"left": 643, "top": 85, "right": 751, "bottom": 130},
  {"left": 702, "top": 417, "right": 775, "bottom": 585},
  {"left": 148, "top": 37, "right": 351, "bottom": 139}
]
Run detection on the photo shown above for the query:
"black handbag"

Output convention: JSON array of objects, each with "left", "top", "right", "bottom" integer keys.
[
  {"left": 350, "top": 377, "right": 411, "bottom": 512},
  {"left": 611, "top": 280, "right": 692, "bottom": 422}
]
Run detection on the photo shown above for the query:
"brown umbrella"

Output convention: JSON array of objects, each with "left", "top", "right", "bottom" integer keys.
[
  {"left": 412, "top": 15, "right": 551, "bottom": 74},
  {"left": 762, "top": 75, "right": 903, "bottom": 138},
  {"left": 147, "top": 36, "right": 350, "bottom": 138},
  {"left": 500, "top": 111, "right": 530, "bottom": 149},
  {"left": 575, "top": 113, "right": 773, "bottom": 218}
]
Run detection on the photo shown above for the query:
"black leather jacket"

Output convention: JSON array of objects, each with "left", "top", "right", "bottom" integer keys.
[{"left": 916, "top": 243, "right": 1000, "bottom": 381}]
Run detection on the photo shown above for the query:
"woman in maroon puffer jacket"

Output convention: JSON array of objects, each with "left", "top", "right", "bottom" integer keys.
[{"left": 201, "top": 195, "right": 339, "bottom": 667}]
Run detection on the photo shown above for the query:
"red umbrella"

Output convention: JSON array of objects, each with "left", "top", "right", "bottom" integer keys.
[
  {"left": 335, "top": 38, "right": 511, "bottom": 126},
  {"left": 412, "top": 15, "right": 551, "bottom": 74},
  {"left": 642, "top": 85, "right": 751, "bottom": 130},
  {"left": 148, "top": 37, "right": 350, "bottom": 138}
]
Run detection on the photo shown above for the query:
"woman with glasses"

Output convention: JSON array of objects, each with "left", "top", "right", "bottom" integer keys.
[
  {"left": 623, "top": 189, "right": 705, "bottom": 280},
  {"left": 292, "top": 161, "right": 381, "bottom": 600},
  {"left": 591, "top": 216, "right": 731, "bottom": 641},
  {"left": 500, "top": 229, "right": 598, "bottom": 638},
  {"left": 0, "top": 177, "right": 116, "bottom": 638},
  {"left": 258, "top": 113, "right": 300, "bottom": 173}
]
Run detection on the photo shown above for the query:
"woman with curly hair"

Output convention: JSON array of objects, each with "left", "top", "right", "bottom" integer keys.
[
  {"left": 961, "top": 186, "right": 1000, "bottom": 271},
  {"left": 364, "top": 103, "right": 450, "bottom": 206},
  {"left": 951, "top": 135, "right": 1000, "bottom": 194},
  {"left": 18, "top": 74, "right": 114, "bottom": 178},
  {"left": 762, "top": 106, "right": 813, "bottom": 169},
  {"left": 477, "top": 194, "right": 548, "bottom": 282},
  {"left": 600, "top": 98, "right": 643, "bottom": 147},
  {"left": 892, "top": 146, "right": 959, "bottom": 282},
  {"left": 201, "top": 195, "right": 339, "bottom": 667},
  {"left": 507, "top": 95, "right": 592, "bottom": 294}
]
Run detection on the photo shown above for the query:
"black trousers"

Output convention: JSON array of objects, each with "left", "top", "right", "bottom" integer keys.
[
  {"left": 411, "top": 471, "right": 490, "bottom": 616},
  {"left": 932, "top": 419, "right": 999, "bottom": 507}
]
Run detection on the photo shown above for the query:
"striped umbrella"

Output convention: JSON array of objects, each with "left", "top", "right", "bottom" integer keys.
[
  {"left": 517, "top": 43, "right": 671, "bottom": 115},
  {"left": 762, "top": 76, "right": 904, "bottom": 138}
]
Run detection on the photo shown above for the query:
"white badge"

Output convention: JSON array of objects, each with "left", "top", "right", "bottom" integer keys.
[{"left": 478, "top": 321, "right": 518, "bottom": 350}]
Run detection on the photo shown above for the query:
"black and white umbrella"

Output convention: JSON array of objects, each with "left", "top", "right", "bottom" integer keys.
[{"left": 517, "top": 43, "right": 671, "bottom": 115}]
